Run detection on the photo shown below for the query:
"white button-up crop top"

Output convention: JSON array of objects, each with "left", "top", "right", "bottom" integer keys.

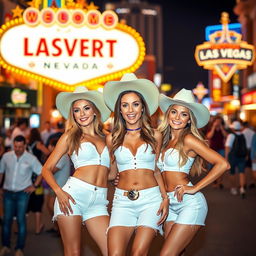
[
  {"left": 114, "top": 144, "right": 155, "bottom": 172},
  {"left": 70, "top": 142, "right": 110, "bottom": 169},
  {"left": 157, "top": 148, "right": 195, "bottom": 174}
]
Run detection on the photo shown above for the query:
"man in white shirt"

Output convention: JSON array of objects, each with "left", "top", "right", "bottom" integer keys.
[{"left": 0, "top": 135, "right": 42, "bottom": 256}]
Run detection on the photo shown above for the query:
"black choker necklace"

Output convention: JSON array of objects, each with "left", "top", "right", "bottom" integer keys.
[{"left": 126, "top": 127, "right": 141, "bottom": 131}]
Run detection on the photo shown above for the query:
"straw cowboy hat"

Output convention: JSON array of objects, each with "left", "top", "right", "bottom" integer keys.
[
  {"left": 56, "top": 86, "right": 111, "bottom": 122},
  {"left": 159, "top": 89, "right": 210, "bottom": 128},
  {"left": 103, "top": 73, "right": 159, "bottom": 115}
]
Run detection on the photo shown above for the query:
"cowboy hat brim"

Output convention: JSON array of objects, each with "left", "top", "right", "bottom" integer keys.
[
  {"left": 103, "top": 78, "right": 159, "bottom": 115},
  {"left": 159, "top": 94, "right": 210, "bottom": 128},
  {"left": 56, "top": 91, "right": 111, "bottom": 122}
]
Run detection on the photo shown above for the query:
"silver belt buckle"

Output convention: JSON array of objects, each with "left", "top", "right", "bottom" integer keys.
[{"left": 127, "top": 189, "right": 139, "bottom": 200}]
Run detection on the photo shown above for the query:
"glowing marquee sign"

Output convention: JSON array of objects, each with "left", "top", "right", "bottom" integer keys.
[
  {"left": 195, "top": 12, "right": 255, "bottom": 83},
  {"left": 0, "top": 5, "right": 145, "bottom": 90}
]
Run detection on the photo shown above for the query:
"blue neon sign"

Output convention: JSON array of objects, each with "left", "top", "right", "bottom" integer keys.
[{"left": 205, "top": 23, "right": 242, "bottom": 41}]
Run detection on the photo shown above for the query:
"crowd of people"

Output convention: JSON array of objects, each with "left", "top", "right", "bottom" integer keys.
[
  {"left": 206, "top": 116, "right": 256, "bottom": 198},
  {"left": 0, "top": 73, "right": 255, "bottom": 256}
]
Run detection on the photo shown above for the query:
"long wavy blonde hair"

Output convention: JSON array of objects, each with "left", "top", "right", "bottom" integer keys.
[
  {"left": 65, "top": 99, "right": 105, "bottom": 155},
  {"left": 158, "top": 105, "right": 208, "bottom": 176},
  {"left": 110, "top": 91, "right": 156, "bottom": 158}
]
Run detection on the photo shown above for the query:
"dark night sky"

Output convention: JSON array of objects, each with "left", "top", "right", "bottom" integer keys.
[{"left": 94, "top": 0, "right": 238, "bottom": 91}]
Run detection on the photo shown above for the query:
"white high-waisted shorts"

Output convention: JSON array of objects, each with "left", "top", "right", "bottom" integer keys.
[
  {"left": 53, "top": 177, "right": 109, "bottom": 222},
  {"left": 166, "top": 182, "right": 208, "bottom": 225},
  {"left": 108, "top": 186, "right": 163, "bottom": 234}
]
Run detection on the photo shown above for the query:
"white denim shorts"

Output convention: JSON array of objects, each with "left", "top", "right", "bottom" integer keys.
[
  {"left": 53, "top": 177, "right": 109, "bottom": 222},
  {"left": 166, "top": 183, "right": 208, "bottom": 226},
  {"left": 108, "top": 186, "right": 163, "bottom": 234}
]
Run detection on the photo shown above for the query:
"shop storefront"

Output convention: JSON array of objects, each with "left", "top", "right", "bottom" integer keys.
[
  {"left": 241, "top": 89, "right": 256, "bottom": 128},
  {"left": 0, "top": 85, "right": 37, "bottom": 129}
]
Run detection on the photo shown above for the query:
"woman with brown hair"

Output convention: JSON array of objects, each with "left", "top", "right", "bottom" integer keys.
[
  {"left": 42, "top": 86, "right": 111, "bottom": 256},
  {"left": 157, "top": 89, "right": 230, "bottom": 256},
  {"left": 103, "top": 73, "right": 169, "bottom": 256}
]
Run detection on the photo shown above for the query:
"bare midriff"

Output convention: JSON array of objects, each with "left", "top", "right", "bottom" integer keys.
[
  {"left": 118, "top": 169, "right": 158, "bottom": 191},
  {"left": 72, "top": 165, "right": 109, "bottom": 188},
  {"left": 162, "top": 171, "right": 189, "bottom": 192}
]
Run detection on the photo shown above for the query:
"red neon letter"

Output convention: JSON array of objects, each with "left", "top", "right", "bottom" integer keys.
[
  {"left": 80, "top": 39, "right": 89, "bottom": 57},
  {"left": 36, "top": 38, "right": 50, "bottom": 56},
  {"left": 64, "top": 39, "right": 77, "bottom": 56},
  {"left": 24, "top": 38, "right": 33, "bottom": 56},
  {"left": 52, "top": 39, "right": 62, "bottom": 56},
  {"left": 106, "top": 40, "right": 117, "bottom": 57},
  {"left": 92, "top": 40, "right": 103, "bottom": 57}
]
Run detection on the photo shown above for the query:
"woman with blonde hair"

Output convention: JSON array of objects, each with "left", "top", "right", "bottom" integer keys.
[
  {"left": 103, "top": 73, "right": 169, "bottom": 256},
  {"left": 157, "top": 89, "right": 230, "bottom": 256},
  {"left": 42, "top": 86, "right": 111, "bottom": 256}
]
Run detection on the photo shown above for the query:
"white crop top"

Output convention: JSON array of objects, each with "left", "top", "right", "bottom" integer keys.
[
  {"left": 70, "top": 142, "right": 110, "bottom": 169},
  {"left": 114, "top": 144, "right": 155, "bottom": 172},
  {"left": 157, "top": 148, "right": 195, "bottom": 174}
]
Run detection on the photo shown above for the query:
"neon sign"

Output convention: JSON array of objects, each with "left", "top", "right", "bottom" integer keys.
[
  {"left": 0, "top": 2, "right": 145, "bottom": 91},
  {"left": 195, "top": 12, "right": 255, "bottom": 83}
]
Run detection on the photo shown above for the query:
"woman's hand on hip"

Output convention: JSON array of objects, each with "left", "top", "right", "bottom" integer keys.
[
  {"left": 174, "top": 185, "right": 197, "bottom": 202},
  {"left": 56, "top": 189, "right": 76, "bottom": 216}
]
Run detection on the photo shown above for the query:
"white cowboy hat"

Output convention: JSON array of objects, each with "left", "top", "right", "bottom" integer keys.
[
  {"left": 56, "top": 86, "right": 111, "bottom": 122},
  {"left": 159, "top": 88, "right": 210, "bottom": 128},
  {"left": 103, "top": 73, "right": 159, "bottom": 115},
  {"left": 230, "top": 121, "right": 242, "bottom": 130}
]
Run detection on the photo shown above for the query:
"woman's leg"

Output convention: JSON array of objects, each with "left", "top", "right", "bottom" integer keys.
[
  {"left": 108, "top": 226, "right": 135, "bottom": 256},
  {"left": 57, "top": 215, "right": 82, "bottom": 256},
  {"left": 131, "top": 226, "right": 156, "bottom": 256},
  {"left": 85, "top": 215, "right": 109, "bottom": 256},
  {"left": 163, "top": 221, "right": 175, "bottom": 239},
  {"left": 160, "top": 223, "right": 201, "bottom": 256},
  {"left": 35, "top": 212, "right": 44, "bottom": 234}
]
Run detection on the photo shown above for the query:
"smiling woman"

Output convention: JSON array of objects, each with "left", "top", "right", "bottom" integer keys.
[
  {"left": 103, "top": 73, "right": 169, "bottom": 256},
  {"left": 157, "top": 89, "right": 230, "bottom": 256},
  {"left": 41, "top": 86, "right": 112, "bottom": 256}
]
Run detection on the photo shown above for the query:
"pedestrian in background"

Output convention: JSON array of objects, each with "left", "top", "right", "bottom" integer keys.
[
  {"left": 27, "top": 128, "right": 50, "bottom": 235},
  {"left": 250, "top": 132, "right": 256, "bottom": 186},
  {"left": 44, "top": 137, "right": 71, "bottom": 235},
  {"left": 40, "top": 121, "right": 54, "bottom": 145},
  {"left": 242, "top": 121, "right": 255, "bottom": 188},
  {"left": 0, "top": 135, "right": 42, "bottom": 256},
  {"left": 157, "top": 89, "right": 230, "bottom": 256},
  {"left": 206, "top": 115, "right": 227, "bottom": 188},
  {"left": 225, "top": 120, "right": 247, "bottom": 198},
  {"left": 11, "top": 119, "right": 29, "bottom": 148},
  {"left": 45, "top": 121, "right": 65, "bottom": 147}
]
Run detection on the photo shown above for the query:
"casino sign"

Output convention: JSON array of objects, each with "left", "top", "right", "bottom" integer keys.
[
  {"left": 0, "top": 1, "right": 145, "bottom": 91},
  {"left": 195, "top": 12, "right": 255, "bottom": 83}
]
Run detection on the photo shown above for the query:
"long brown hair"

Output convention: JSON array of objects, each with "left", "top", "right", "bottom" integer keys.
[
  {"left": 110, "top": 91, "right": 156, "bottom": 158},
  {"left": 65, "top": 99, "right": 105, "bottom": 155},
  {"left": 158, "top": 105, "right": 208, "bottom": 176}
]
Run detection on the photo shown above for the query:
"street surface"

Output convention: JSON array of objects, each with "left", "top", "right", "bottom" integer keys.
[{"left": 2, "top": 171, "right": 256, "bottom": 256}]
